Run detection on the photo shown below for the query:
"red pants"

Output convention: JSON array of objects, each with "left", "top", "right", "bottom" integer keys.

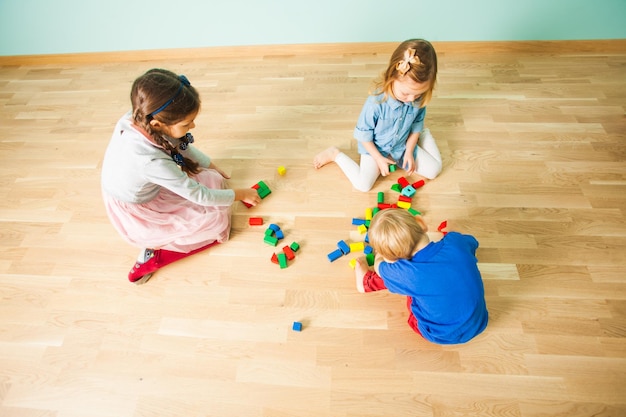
[{"left": 363, "top": 271, "right": 422, "bottom": 336}]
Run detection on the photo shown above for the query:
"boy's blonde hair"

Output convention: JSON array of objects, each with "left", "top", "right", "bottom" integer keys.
[
  {"left": 372, "top": 39, "right": 438, "bottom": 108},
  {"left": 368, "top": 209, "right": 426, "bottom": 261}
]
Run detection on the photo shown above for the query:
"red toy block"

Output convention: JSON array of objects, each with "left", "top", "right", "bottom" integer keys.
[
  {"left": 271, "top": 253, "right": 279, "bottom": 264},
  {"left": 377, "top": 203, "right": 393, "bottom": 209},
  {"left": 437, "top": 220, "right": 448, "bottom": 235},
  {"left": 398, "top": 195, "right": 412, "bottom": 203},
  {"left": 249, "top": 217, "right": 263, "bottom": 226},
  {"left": 412, "top": 179, "right": 425, "bottom": 189},
  {"left": 282, "top": 245, "right": 296, "bottom": 260},
  {"left": 398, "top": 176, "right": 410, "bottom": 188}
]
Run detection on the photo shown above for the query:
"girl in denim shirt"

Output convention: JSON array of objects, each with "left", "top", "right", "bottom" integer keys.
[{"left": 314, "top": 39, "right": 442, "bottom": 192}]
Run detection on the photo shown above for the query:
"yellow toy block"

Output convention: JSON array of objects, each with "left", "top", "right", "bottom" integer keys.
[
  {"left": 277, "top": 166, "right": 286, "bottom": 175},
  {"left": 349, "top": 258, "right": 357, "bottom": 269},
  {"left": 349, "top": 242, "right": 365, "bottom": 252},
  {"left": 397, "top": 201, "right": 411, "bottom": 209},
  {"left": 357, "top": 224, "right": 367, "bottom": 234},
  {"left": 365, "top": 207, "right": 373, "bottom": 220}
]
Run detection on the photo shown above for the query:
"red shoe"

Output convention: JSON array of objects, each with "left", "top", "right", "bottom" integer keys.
[{"left": 127, "top": 241, "right": 220, "bottom": 284}]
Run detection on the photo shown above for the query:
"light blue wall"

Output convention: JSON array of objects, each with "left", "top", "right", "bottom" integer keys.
[{"left": 1, "top": 0, "right": 625, "bottom": 56}]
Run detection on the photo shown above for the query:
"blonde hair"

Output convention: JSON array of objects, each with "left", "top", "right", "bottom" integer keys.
[
  {"left": 368, "top": 209, "right": 426, "bottom": 260},
  {"left": 372, "top": 39, "right": 438, "bottom": 108}
]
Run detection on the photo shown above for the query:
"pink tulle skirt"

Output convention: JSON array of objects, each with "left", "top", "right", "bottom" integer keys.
[{"left": 103, "top": 169, "right": 232, "bottom": 253}]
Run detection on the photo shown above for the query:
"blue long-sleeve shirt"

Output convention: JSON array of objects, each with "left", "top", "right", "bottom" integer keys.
[{"left": 379, "top": 232, "right": 489, "bottom": 344}]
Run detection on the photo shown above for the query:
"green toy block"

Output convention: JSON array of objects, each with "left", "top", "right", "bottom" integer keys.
[
  {"left": 391, "top": 183, "right": 402, "bottom": 192},
  {"left": 290, "top": 242, "right": 300, "bottom": 252},
  {"left": 408, "top": 208, "right": 422, "bottom": 216},
  {"left": 278, "top": 252, "right": 288, "bottom": 268},
  {"left": 257, "top": 186, "right": 271, "bottom": 199},
  {"left": 389, "top": 164, "right": 397, "bottom": 172},
  {"left": 366, "top": 253, "right": 375, "bottom": 266},
  {"left": 264, "top": 235, "right": 278, "bottom": 246},
  {"left": 377, "top": 192, "right": 384, "bottom": 203}
]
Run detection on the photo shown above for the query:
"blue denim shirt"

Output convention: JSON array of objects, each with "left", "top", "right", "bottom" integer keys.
[{"left": 353, "top": 93, "right": 426, "bottom": 163}]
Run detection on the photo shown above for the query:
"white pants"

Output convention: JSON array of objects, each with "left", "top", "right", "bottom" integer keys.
[{"left": 335, "top": 128, "right": 442, "bottom": 192}]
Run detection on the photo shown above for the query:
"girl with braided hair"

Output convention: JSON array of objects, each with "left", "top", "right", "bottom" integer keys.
[
  {"left": 314, "top": 39, "right": 442, "bottom": 191},
  {"left": 101, "top": 69, "right": 261, "bottom": 284}
]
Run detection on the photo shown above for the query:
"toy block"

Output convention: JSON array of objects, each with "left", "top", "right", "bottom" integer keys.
[
  {"left": 372, "top": 207, "right": 380, "bottom": 216},
  {"left": 412, "top": 179, "right": 425, "bottom": 189},
  {"left": 349, "top": 258, "right": 357, "bottom": 269},
  {"left": 398, "top": 195, "right": 412, "bottom": 203},
  {"left": 282, "top": 245, "right": 296, "bottom": 260},
  {"left": 290, "top": 242, "right": 300, "bottom": 252},
  {"left": 438, "top": 220, "right": 448, "bottom": 235},
  {"left": 257, "top": 187, "right": 271, "bottom": 199},
  {"left": 364, "top": 245, "right": 373, "bottom": 255},
  {"left": 270, "top": 253, "right": 279, "bottom": 264},
  {"left": 292, "top": 321, "right": 303, "bottom": 331},
  {"left": 327, "top": 248, "right": 343, "bottom": 262},
  {"left": 256, "top": 181, "right": 272, "bottom": 199},
  {"left": 408, "top": 208, "right": 422, "bottom": 216},
  {"left": 378, "top": 203, "right": 393, "bottom": 210},
  {"left": 268, "top": 223, "right": 280, "bottom": 232},
  {"left": 349, "top": 242, "right": 365, "bottom": 252},
  {"left": 337, "top": 240, "right": 350, "bottom": 255},
  {"left": 366, "top": 253, "right": 375, "bottom": 266},
  {"left": 398, "top": 176, "right": 410, "bottom": 188},
  {"left": 365, "top": 220, "right": 370, "bottom": 228},
  {"left": 277, "top": 165, "right": 286, "bottom": 176},
  {"left": 377, "top": 192, "right": 385, "bottom": 204},
  {"left": 391, "top": 183, "right": 402, "bottom": 193},
  {"left": 352, "top": 218, "right": 366, "bottom": 226},
  {"left": 264, "top": 235, "right": 278, "bottom": 246},
  {"left": 401, "top": 185, "right": 416, "bottom": 197},
  {"left": 397, "top": 201, "right": 411, "bottom": 209},
  {"left": 277, "top": 252, "right": 288, "bottom": 269},
  {"left": 249, "top": 217, "right": 263, "bottom": 226},
  {"left": 389, "top": 164, "right": 397, "bottom": 172},
  {"left": 364, "top": 233, "right": 369, "bottom": 243},
  {"left": 265, "top": 228, "right": 275, "bottom": 237},
  {"left": 243, "top": 180, "right": 271, "bottom": 207},
  {"left": 357, "top": 224, "right": 368, "bottom": 234},
  {"left": 275, "top": 229, "right": 284, "bottom": 240},
  {"left": 365, "top": 208, "right": 373, "bottom": 220}
]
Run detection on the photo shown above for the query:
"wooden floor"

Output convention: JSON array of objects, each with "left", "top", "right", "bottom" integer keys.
[{"left": 1, "top": 40, "right": 625, "bottom": 417}]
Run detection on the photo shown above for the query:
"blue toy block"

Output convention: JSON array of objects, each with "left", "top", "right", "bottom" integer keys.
[
  {"left": 275, "top": 229, "right": 284, "bottom": 240},
  {"left": 327, "top": 248, "right": 343, "bottom": 262},
  {"left": 401, "top": 185, "right": 416, "bottom": 197},
  {"left": 352, "top": 218, "right": 366, "bottom": 226},
  {"left": 292, "top": 321, "right": 303, "bottom": 331},
  {"left": 337, "top": 240, "right": 350, "bottom": 255},
  {"left": 364, "top": 245, "right": 373, "bottom": 255},
  {"left": 269, "top": 223, "right": 281, "bottom": 232}
]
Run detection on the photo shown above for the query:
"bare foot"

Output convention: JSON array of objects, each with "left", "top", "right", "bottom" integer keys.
[
  {"left": 354, "top": 257, "right": 369, "bottom": 293},
  {"left": 313, "top": 146, "right": 340, "bottom": 169}
]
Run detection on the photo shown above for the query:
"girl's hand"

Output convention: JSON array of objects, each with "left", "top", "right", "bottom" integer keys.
[
  {"left": 376, "top": 156, "right": 396, "bottom": 177},
  {"left": 234, "top": 188, "right": 261, "bottom": 207},
  {"left": 402, "top": 154, "right": 416, "bottom": 176}
]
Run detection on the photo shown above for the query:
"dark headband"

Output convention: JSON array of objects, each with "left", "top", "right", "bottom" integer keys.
[{"left": 148, "top": 75, "right": 191, "bottom": 117}]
